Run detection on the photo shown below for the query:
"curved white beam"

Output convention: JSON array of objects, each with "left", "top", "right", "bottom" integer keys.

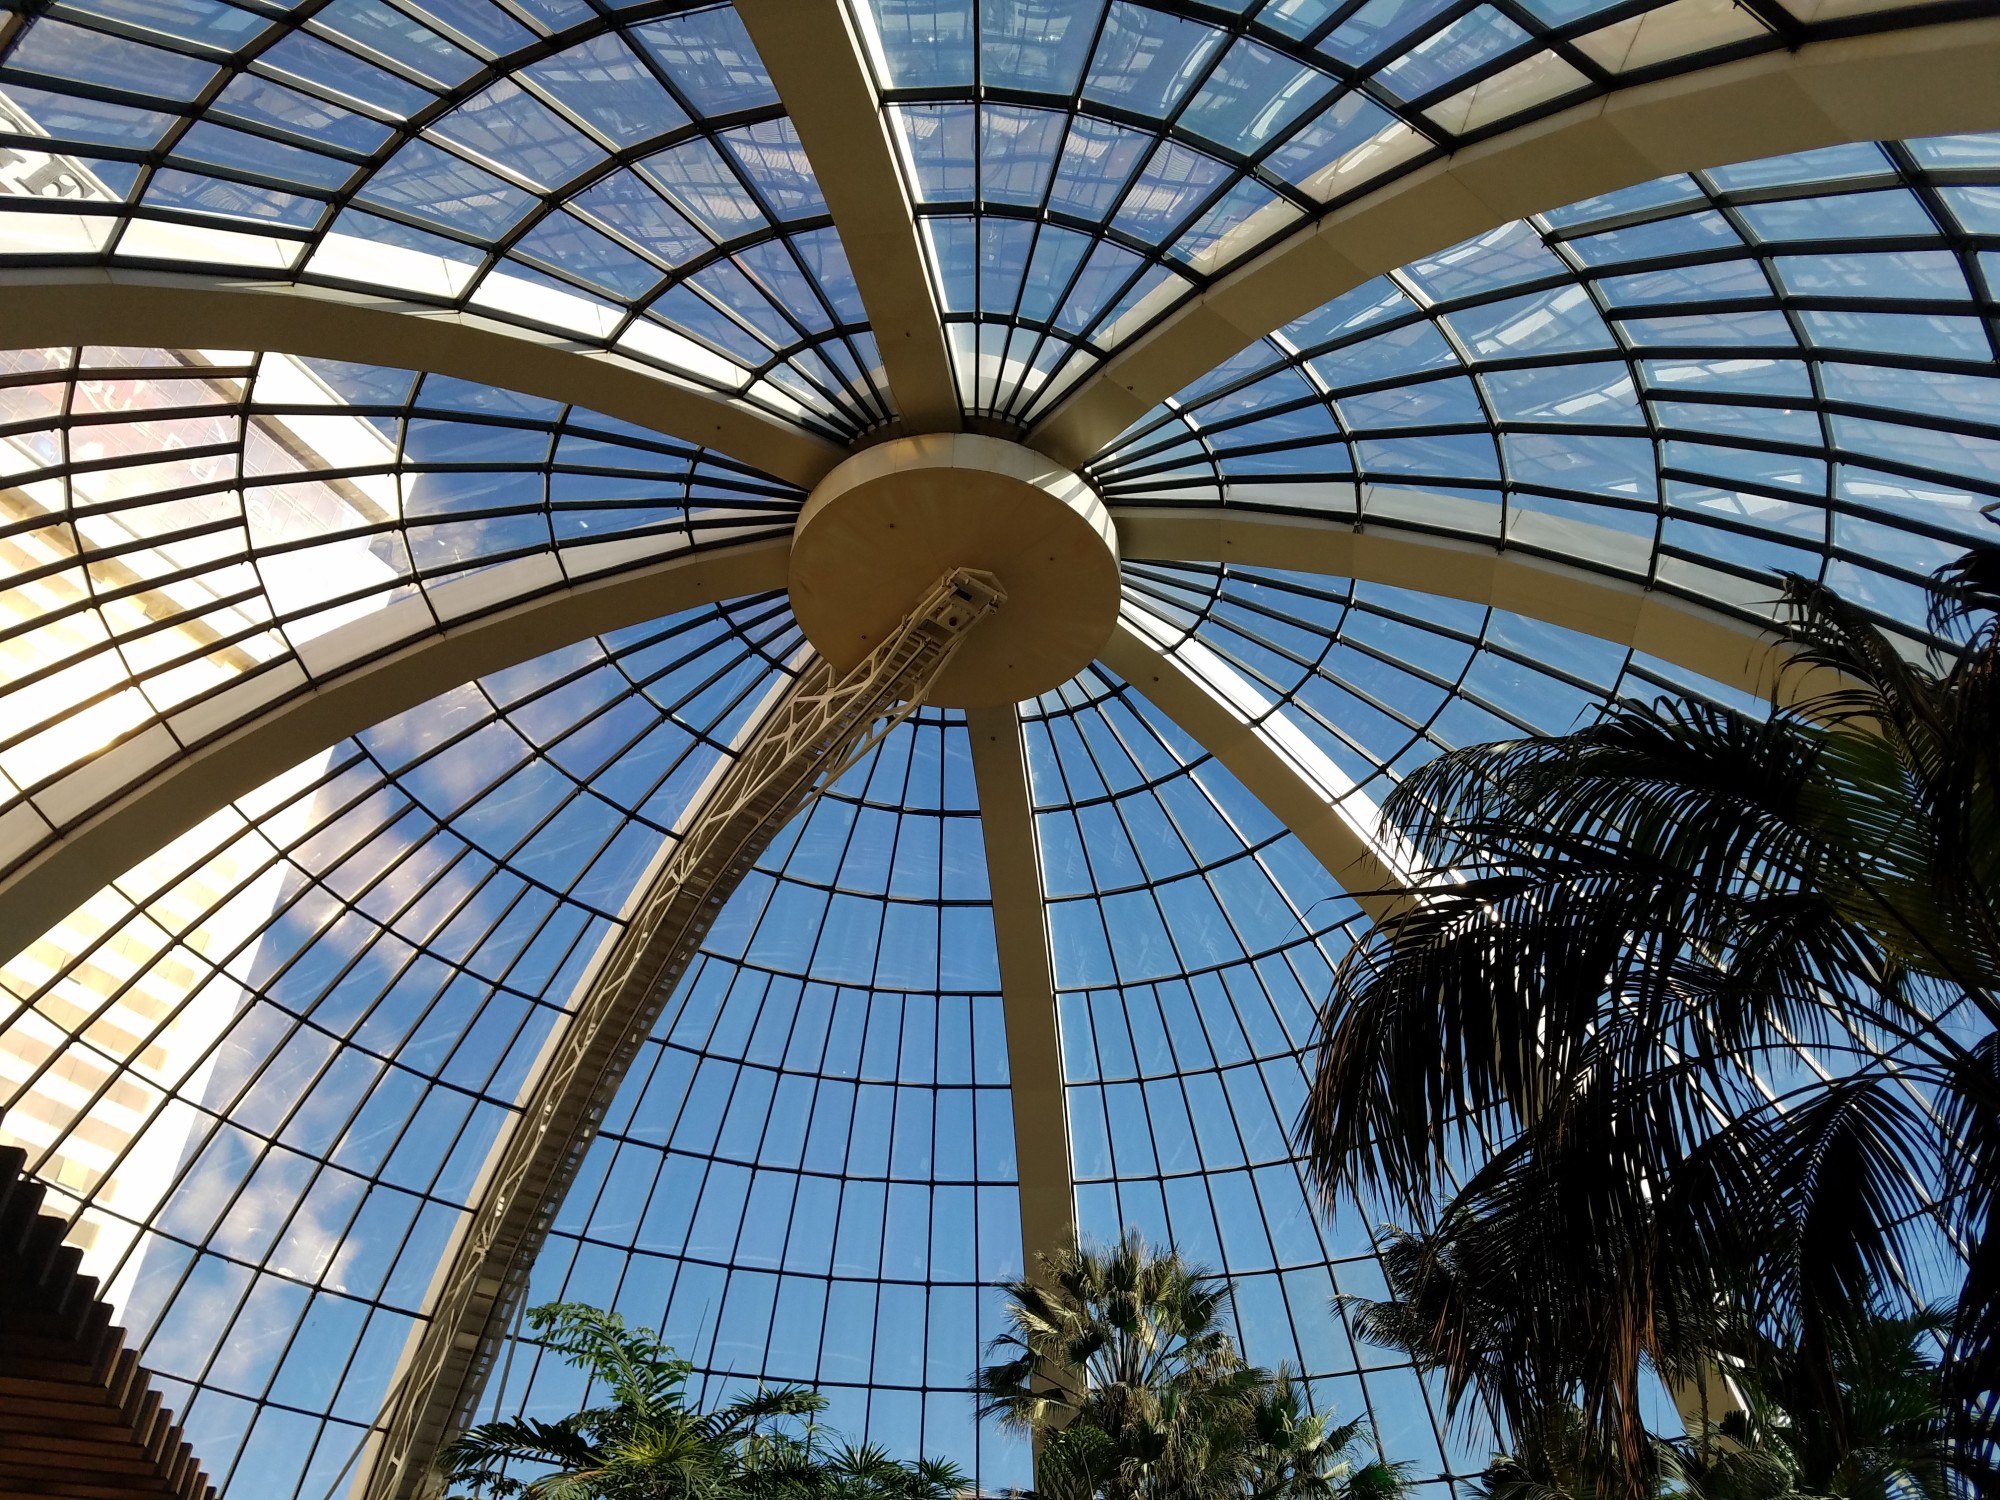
[
  {"left": 1031, "top": 16, "right": 2000, "bottom": 469},
  {"left": 0, "top": 537, "right": 790, "bottom": 965},
  {"left": 1113, "top": 506, "right": 1799, "bottom": 701},
  {"left": 3, "top": 502, "right": 1808, "bottom": 965},
  {"left": 736, "top": 0, "right": 960, "bottom": 432},
  {"left": 965, "top": 704, "right": 1075, "bottom": 1271},
  {"left": 3, "top": 498, "right": 1815, "bottom": 965},
  {"left": 0, "top": 269, "right": 845, "bottom": 488},
  {"left": 1100, "top": 613, "right": 1406, "bottom": 923}
]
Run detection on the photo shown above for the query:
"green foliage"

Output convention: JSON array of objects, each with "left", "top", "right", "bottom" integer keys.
[
  {"left": 1301, "top": 544, "right": 2000, "bottom": 1497},
  {"left": 1357, "top": 1290, "right": 1953, "bottom": 1500},
  {"left": 1678, "top": 1304, "right": 1954, "bottom": 1500},
  {"left": 977, "top": 1231, "right": 1410, "bottom": 1500},
  {"left": 442, "top": 1303, "right": 966, "bottom": 1500}
]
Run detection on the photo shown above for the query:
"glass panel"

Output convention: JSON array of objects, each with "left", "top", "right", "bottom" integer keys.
[
  {"left": 0, "top": 350, "right": 802, "bottom": 880},
  {"left": 2, "top": 590, "right": 805, "bottom": 1497},
  {"left": 0, "top": 5, "right": 892, "bottom": 433},
  {"left": 1092, "top": 139, "right": 2000, "bottom": 643}
]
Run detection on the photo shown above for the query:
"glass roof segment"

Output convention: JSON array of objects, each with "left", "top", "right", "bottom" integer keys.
[
  {"left": 1035, "top": 570, "right": 1774, "bottom": 1495},
  {"left": 1120, "top": 562, "right": 1660, "bottom": 811},
  {"left": 3, "top": 1, "right": 1982, "bottom": 435},
  {"left": 2, "top": 9, "right": 1998, "bottom": 1494},
  {"left": 2, "top": 553, "right": 1776, "bottom": 1500},
  {"left": 0, "top": 346, "right": 799, "bottom": 904},
  {"left": 1030, "top": 667, "right": 1483, "bottom": 1495},
  {"left": 0, "top": 589, "right": 801, "bottom": 1497},
  {"left": 853, "top": 0, "right": 1968, "bottom": 424},
  {"left": 0, "top": 4, "right": 892, "bottom": 435},
  {"left": 1090, "top": 136, "right": 2000, "bottom": 647},
  {"left": 474, "top": 706, "right": 1033, "bottom": 1493},
  {"left": 0, "top": 535, "right": 1969, "bottom": 1500}
]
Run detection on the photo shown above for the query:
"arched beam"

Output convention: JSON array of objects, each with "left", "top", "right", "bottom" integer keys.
[
  {"left": 1114, "top": 506, "right": 1794, "bottom": 700},
  {"left": 1100, "top": 610, "right": 1406, "bottom": 924},
  {"left": 964, "top": 704, "right": 1074, "bottom": 1273},
  {"left": 736, "top": 0, "right": 960, "bottom": 432},
  {"left": 3, "top": 503, "right": 1805, "bottom": 965},
  {"left": 1032, "top": 16, "right": 2000, "bottom": 470},
  {"left": 0, "top": 537, "right": 791, "bottom": 965},
  {"left": 0, "top": 269, "right": 845, "bottom": 488}
]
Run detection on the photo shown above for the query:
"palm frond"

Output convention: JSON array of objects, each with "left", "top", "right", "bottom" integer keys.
[
  {"left": 1743, "top": 1075, "right": 1936, "bottom": 1403},
  {"left": 1925, "top": 544, "right": 2000, "bottom": 639},
  {"left": 1939, "top": 1032, "right": 2000, "bottom": 1477},
  {"left": 444, "top": 1416, "right": 604, "bottom": 1477},
  {"left": 444, "top": 1301, "right": 961, "bottom": 1500},
  {"left": 1308, "top": 551, "right": 2000, "bottom": 1499}
]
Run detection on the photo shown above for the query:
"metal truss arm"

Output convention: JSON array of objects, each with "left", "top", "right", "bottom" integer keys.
[{"left": 356, "top": 570, "right": 1006, "bottom": 1500}]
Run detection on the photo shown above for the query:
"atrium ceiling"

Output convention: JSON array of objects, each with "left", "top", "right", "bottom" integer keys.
[{"left": 2, "top": 1, "right": 1999, "bottom": 1498}]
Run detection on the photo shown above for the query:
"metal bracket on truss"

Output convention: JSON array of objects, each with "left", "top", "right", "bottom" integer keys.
[{"left": 357, "top": 569, "right": 1006, "bottom": 1500}]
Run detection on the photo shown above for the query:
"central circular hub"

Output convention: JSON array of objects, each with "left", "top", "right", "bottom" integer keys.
[{"left": 788, "top": 434, "right": 1120, "bottom": 708}]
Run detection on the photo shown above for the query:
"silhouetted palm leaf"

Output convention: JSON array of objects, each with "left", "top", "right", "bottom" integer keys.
[{"left": 1302, "top": 544, "right": 2000, "bottom": 1494}]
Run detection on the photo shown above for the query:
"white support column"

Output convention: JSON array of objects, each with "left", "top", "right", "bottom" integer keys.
[
  {"left": 735, "top": 0, "right": 961, "bottom": 433},
  {"left": 965, "top": 704, "right": 1074, "bottom": 1276},
  {"left": 354, "top": 570, "right": 1006, "bottom": 1500}
]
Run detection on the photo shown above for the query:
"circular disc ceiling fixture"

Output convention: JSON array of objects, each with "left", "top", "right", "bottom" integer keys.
[{"left": 787, "top": 435, "right": 1121, "bottom": 708}]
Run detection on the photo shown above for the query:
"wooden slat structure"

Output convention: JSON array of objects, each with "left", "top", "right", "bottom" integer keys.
[{"left": 0, "top": 1146, "right": 217, "bottom": 1500}]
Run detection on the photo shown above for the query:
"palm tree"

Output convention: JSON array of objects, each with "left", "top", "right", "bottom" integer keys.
[
  {"left": 1241, "top": 1372, "right": 1411, "bottom": 1500},
  {"left": 1351, "top": 1232, "right": 1955, "bottom": 1500},
  {"left": 1473, "top": 1402, "right": 1692, "bottom": 1500},
  {"left": 1681, "top": 1302, "right": 1954, "bottom": 1500},
  {"left": 443, "top": 1302, "right": 966, "bottom": 1500},
  {"left": 977, "top": 1230, "right": 1407, "bottom": 1500},
  {"left": 1297, "top": 546, "right": 2000, "bottom": 1496}
]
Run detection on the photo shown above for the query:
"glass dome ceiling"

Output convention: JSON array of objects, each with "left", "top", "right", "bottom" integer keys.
[{"left": 2, "top": 3, "right": 1997, "bottom": 1499}]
